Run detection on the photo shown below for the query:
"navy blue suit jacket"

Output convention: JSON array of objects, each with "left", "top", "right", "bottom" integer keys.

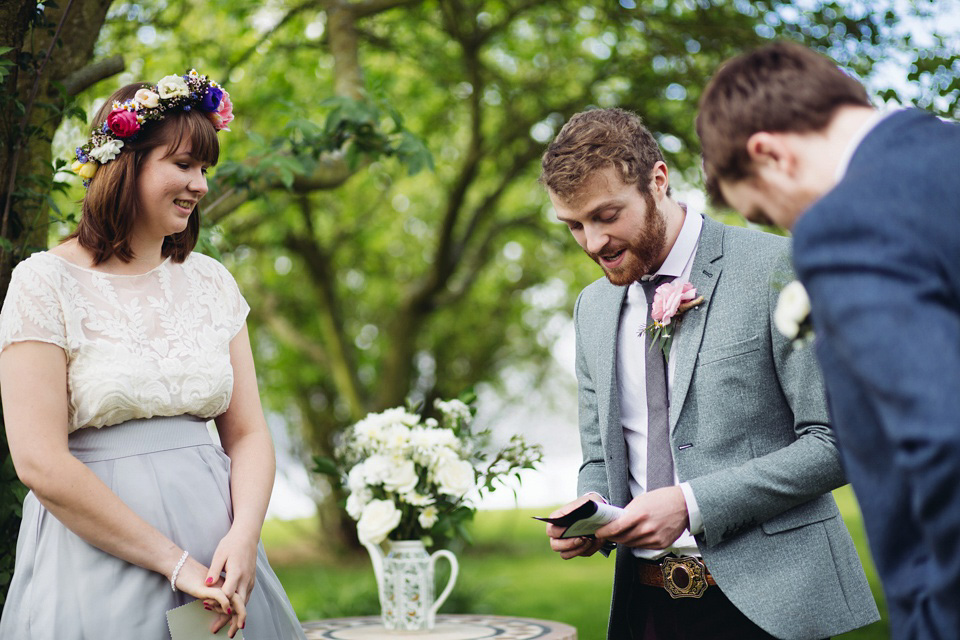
[{"left": 793, "top": 108, "right": 960, "bottom": 639}]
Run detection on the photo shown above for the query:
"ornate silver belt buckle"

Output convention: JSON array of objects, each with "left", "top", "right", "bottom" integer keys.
[{"left": 661, "top": 556, "right": 709, "bottom": 599}]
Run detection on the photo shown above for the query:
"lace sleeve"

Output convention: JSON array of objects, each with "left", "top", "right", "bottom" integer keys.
[
  {"left": 0, "top": 256, "right": 67, "bottom": 353},
  {"left": 210, "top": 256, "right": 250, "bottom": 339}
]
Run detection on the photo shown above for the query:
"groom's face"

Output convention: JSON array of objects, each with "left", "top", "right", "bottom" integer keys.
[{"left": 551, "top": 167, "right": 667, "bottom": 286}]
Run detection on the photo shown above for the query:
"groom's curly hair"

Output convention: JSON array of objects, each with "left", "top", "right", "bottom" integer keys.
[{"left": 540, "top": 108, "right": 668, "bottom": 202}]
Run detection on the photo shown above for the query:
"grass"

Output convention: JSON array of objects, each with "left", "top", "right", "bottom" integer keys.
[{"left": 262, "top": 485, "right": 887, "bottom": 639}]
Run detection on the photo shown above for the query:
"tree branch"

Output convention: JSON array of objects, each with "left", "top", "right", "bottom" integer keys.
[
  {"left": 62, "top": 55, "right": 124, "bottom": 95},
  {"left": 205, "top": 151, "right": 358, "bottom": 224},
  {"left": 439, "top": 213, "right": 542, "bottom": 306},
  {"left": 284, "top": 215, "right": 366, "bottom": 421},
  {"left": 226, "top": 1, "right": 319, "bottom": 78},
  {"left": 257, "top": 293, "right": 329, "bottom": 366},
  {"left": 350, "top": 0, "right": 424, "bottom": 19}
]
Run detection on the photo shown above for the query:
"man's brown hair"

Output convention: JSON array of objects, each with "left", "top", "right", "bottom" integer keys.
[
  {"left": 697, "top": 41, "right": 870, "bottom": 205},
  {"left": 540, "top": 108, "right": 667, "bottom": 202},
  {"left": 70, "top": 83, "right": 221, "bottom": 264}
]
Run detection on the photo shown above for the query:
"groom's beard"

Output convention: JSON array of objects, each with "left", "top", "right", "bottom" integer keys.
[{"left": 589, "top": 192, "right": 667, "bottom": 287}]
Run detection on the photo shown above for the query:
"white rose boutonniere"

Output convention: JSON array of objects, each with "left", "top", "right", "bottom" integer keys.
[{"left": 775, "top": 280, "right": 813, "bottom": 344}]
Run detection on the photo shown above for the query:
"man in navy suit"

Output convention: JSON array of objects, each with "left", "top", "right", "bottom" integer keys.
[{"left": 696, "top": 41, "right": 960, "bottom": 639}]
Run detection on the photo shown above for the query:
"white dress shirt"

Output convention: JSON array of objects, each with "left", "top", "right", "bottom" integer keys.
[
  {"left": 834, "top": 109, "right": 892, "bottom": 181},
  {"left": 617, "top": 208, "right": 704, "bottom": 558}
]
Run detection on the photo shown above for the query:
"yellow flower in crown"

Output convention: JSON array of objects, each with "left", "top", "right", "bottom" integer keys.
[{"left": 71, "top": 160, "right": 98, "bottom": 180}]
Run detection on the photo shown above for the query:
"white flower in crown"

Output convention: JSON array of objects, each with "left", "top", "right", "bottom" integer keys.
[
  {"left": 88, "top": 139, "right": 124, "bottom": 164},
  {"left": 157, "top": 74, "right": 189, "bottom": 99},
  {"left": 134, "top": 88, "right": 160, "bottom": 108},
  {"left": 775, "top": 280, "right": 813, "bottom": 341}
]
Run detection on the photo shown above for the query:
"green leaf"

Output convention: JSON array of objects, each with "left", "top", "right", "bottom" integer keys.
[{"left": 312, "top": 456, "right": 340, "bottom": 478}]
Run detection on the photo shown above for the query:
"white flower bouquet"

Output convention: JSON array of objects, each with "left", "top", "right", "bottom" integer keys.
[{"left": 315, "top": 396, "right": 542, "bottom": 547}]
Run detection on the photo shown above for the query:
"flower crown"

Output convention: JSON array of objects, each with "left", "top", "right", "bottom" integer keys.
[{"left": 71, "top": 69, "right": 234, "bottom": 186}]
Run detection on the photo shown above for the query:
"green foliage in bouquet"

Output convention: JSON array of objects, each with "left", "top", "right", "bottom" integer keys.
[{"left": 314, "top": 394, "right": 542, "bottom": 549}]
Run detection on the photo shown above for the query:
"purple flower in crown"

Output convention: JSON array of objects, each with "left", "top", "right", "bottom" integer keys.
[
  {"left": 200, "top": 86, "right": 223, "bottom": 112},
  {"left": 75, "top": 147, "right": 89, "bottom": 164}
]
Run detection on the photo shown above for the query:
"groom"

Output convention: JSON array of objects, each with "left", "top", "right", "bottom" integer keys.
[
  {"left": 696, "top": 41, "right": 960, "bottom": 638},
  {"left": 540, "top": 108, "right": 878, "bottom": 639}
]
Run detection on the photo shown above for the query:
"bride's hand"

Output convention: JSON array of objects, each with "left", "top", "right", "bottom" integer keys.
[
  {"left": 204, "top": 527, "right": 259, "bottom": 632},
  {"left": 172, "top": 557, "right": 242, "bottom": 635}
]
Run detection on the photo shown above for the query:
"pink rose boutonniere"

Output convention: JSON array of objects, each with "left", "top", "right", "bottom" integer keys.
[{"left": 641, "top": 279, "right": 705, "bottom": 360}]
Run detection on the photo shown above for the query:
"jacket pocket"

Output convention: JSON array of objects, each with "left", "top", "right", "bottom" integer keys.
[
  {"left": 697, "top": 334, "right": 760, "bottom": 367},
  {"left": 762, "top": 495, "right": 840, "bottom": 534}
]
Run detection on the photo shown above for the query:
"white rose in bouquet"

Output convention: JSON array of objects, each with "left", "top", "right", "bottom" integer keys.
[
  {"left": 357, "top": 499, "right": 402, "bottom": 545},
  {"left": 347, "top": 464, "right": 368, "bottom": 494},
  {"left": 383, "top": 458, "right": 418, "bottom": 494},
  {"left": 362, "top": 454, "right": 392, "bottom": 486},
  {"left": 346, "top": 490, "right": 370, "bottom": 520},
  {"left": 433, "top": 449, "right": 476, "bottom": 498}
]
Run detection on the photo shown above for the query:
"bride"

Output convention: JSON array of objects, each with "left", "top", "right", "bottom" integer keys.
[{"left": 0, "top": 70, "right": 306, "bottom": 640}]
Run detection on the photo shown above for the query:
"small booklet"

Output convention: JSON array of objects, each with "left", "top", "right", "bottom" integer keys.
[
  {"left": 533, "top": 499, "right": 624, "bottom": 538},
  {"left": 167, "top": 600, "right": 243, "bottom": 640}
]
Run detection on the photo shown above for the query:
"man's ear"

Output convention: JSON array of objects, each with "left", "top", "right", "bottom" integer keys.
[
  {"left": 746, "top": 132, "right": 797, "bottom": 176},
  {"left": 649, "top": 161, "right": 669, "bottom": 200}
]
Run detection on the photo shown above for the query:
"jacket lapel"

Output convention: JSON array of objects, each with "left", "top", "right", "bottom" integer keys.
[
  {"left": 595, "top": 283, "right": 630, "bottom": 506},
  {"left": 669, "top": 216, "right": 724, "bottom": 431}
]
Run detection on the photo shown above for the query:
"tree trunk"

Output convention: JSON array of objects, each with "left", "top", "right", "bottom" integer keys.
[{"left": 0, "top": 0, "right": 118, "bottom": 607}]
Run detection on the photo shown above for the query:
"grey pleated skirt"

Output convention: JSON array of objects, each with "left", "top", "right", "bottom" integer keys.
[{"left": 0, "top": 415, "right": 307, "bottom": 640}]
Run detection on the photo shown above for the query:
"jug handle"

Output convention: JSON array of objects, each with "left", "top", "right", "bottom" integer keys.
[
  {"left": 427, "top": 549, "right": 459, "bottom": 628},
  {"left": 363, "top": 542, "right": 387, "bottom": 605}
]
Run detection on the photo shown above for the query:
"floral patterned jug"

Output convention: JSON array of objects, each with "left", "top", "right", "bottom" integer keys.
[{"left": 364, "top": 539, "right": 459, "bottom": 630}]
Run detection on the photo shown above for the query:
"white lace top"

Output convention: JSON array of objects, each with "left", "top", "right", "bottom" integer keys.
[{"left": 0, "top": 251, "right": 250, "bottom": 432}]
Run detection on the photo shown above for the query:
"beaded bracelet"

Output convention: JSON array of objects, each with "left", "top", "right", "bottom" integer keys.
[{"left": 170, "top": 550, "right": 189, "bottom": 593}]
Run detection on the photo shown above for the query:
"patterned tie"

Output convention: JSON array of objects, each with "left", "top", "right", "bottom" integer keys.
[{"left": 642, "top": 277, "right": 674, "bottom": 491}]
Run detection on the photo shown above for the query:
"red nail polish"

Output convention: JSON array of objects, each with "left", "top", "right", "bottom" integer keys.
[
  {"left": 226, "top": 608, "right": 232, "bottom": 615},
  {"left": 205, "top": 577, "right": 214, "bottom": 585}
]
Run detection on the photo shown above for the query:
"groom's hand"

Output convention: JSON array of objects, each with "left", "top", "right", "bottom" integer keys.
[
  {"left": 545, "top": 495, "right": 606, "bottom": 559},
  {"left": 595, "top": 486, "right": 689, "bottom": 549}
]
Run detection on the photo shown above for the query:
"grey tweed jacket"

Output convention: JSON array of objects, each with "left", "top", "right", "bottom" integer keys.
[{"left": 573, "top": 215, "right": 879, "bottom": 639}]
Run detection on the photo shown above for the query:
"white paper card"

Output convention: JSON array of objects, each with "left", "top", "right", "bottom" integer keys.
[{"left": 166, "top": 600, "right": 243, "bottom": 640}]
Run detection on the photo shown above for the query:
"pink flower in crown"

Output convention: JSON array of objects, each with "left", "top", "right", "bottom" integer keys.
[
  {"left": 106, "top": 108, "right": 140, "bottom": 138},
  {"left": 210, "top": 89, "right": 234, "bottom": 131},
  {"left": 651, "top": 280, "right": 698, "bottom": 326}
]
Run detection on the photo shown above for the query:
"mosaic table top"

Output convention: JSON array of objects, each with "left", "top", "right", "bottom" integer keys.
[{"left": 302, "top": 614, "right": 577, "bottom": 640}]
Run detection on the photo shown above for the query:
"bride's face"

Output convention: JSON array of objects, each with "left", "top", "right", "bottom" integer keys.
[{"left": 134, "top": 139, "right": 209, "bottom": 240}]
